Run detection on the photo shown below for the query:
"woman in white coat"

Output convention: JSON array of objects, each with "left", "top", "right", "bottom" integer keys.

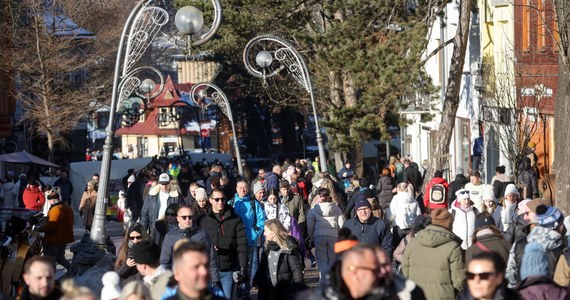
[
  {"left": 386, "top": 182, "right": 421, "bottom": 248},
  {"left": 449, "top": 188, "right": 478, "bottom": 250}
]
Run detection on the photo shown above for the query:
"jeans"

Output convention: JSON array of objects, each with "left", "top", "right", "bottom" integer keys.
[
  {"left": 245, "top": 245, "right": 259, "bottom": 291},
  {"left": 314, "top": 236, "right": 337, "bottom": 279},
  {"left": 44, "top": 244, "right": 71, "bottom": 270},
  {"left": 219, "top": 271, "right": 234, "bottom": 300}
]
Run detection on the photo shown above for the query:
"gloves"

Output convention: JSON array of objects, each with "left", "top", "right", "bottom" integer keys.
[
  {"left": 240, "top": 266, "right": 250, "bottom": 283},
  {"left": 79, "top": 211, "right": 84, "bottom": 217}
]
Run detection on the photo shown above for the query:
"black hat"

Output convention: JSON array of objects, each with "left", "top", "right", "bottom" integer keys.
[
  {"left": 132, "top": 241, "right": 160, "bottom": 265},
  {"left": 361, "top": 188, "right": 374, "bottom": 199},
  {"left": 474, "top": 213, "right": 496, "bottom": 229}
]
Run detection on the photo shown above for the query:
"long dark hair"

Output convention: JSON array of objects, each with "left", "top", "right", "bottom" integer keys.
[{"left": 115, "top": 223, "right": 150, "bottom": 269}]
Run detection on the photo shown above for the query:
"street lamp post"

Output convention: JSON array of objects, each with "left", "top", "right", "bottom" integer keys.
[
  {"left": 243, "top": 35, "right": 327, "bottom": 172},
  {"left": 89, "top": 1, "right": 169, "bottom": 245},
  {"left": 190, "top": 82, "right": 244, "bottom": 177}
]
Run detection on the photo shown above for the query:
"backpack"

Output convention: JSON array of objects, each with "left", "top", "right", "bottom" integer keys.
[
  {"left": 402, "top": 203, "right": 417, "bottom": 229},
  {"left": 430, "top": 183, "right": 446, "bottom": 204}
]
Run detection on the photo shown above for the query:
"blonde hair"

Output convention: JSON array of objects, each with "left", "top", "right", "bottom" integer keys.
[
  {"left": 320, "top": 178, "right": 340, "bottom": 206},
  {"left": 60, "top": 279, "right": 95, "bottom": 300},
  {"left": 264, "top": 219, "right": 290, "bottom": 250},
  {"left": 120, "top": 281, "right": 151, "bottom": 300}
]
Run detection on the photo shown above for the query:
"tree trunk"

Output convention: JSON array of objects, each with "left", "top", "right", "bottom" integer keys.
[
  {"left": 554, "top": 0, "right": 569, "bottom": 213},
  {"left": 47, "top": 130, "right": 55, "bottom": 163},
  {"left": 424, "top": 0, "right": 472, "bottom": 190},
  {"left": 342, "top": 70, "right": 364, "bottom": 177}
]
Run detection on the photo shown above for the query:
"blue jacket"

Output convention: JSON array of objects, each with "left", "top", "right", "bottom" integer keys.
[
  {"left": 343, "top": 216, "right": 393, "bottom": 258},
  {"left": 231, "top": 194, "right": 265, "bottom": 246}
]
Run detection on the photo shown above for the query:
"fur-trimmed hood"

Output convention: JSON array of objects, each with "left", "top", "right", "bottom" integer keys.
[{"left": 148, "top": 184, "right": 180, "bottom": 197}]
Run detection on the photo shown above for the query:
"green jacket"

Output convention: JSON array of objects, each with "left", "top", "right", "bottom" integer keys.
[{"left": 402, "top": 225, "right": 465, "bottom": 300}]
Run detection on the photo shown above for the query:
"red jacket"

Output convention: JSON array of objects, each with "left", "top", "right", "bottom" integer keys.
[
  {"left": 424, "top": 177, "right": 449, "bottom": 210},
  {"left": 23, "top": 186, "right": 45, "bottom": 211}
]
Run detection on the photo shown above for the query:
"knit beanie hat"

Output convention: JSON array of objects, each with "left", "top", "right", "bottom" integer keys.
[
  {"left": 253, "top": 181, "right": 265, "bottom": 196},
  {"left": 475, "top": 213, "right": 496, "bottom": 230},
  {"left": 132, "top": 241, "right": 160, "bottom": 265},
  {"left": 101, "top": 271, "right": 121, "bottom": 300},
  {"left": 430, "top": 208, "right": 454, "bottom": 230},
  {"left": 520, "top": 242, "right": 550, "bottom": 279},
  {"left": 195, "top": 187, "right": 207, "bottom": 200},
  {"left": 504, "top": 183, "right": 519, "bottom": 198},
  {"left": 482, "top": 188, "right": 497, "bottom": 203},
  {"left": 355, "top": 196, "right": 372, "bottom": 211},
  {"left": 535, "top": 205, "right": 564, "bottom": 230}
]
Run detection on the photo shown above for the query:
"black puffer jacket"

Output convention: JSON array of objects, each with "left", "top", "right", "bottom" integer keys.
[
  {"left": 448, "top": 174, "right": 468, "bottom": 204},
  {"left": 198, "top": 205, "right": 248, "bottom": 271},
  {"left": 255, "top": 237, "right": 305, "bottom": 299}
]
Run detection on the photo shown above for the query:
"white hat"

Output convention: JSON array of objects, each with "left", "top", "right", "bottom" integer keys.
[
  {"left": 455, "top": 189, "right": 470, "bottom": 201},
  {"left": 504, "top": 183, "right": 520, "bottom": 198},
  {"left": 195, "top": 187, "right": 207, "bottom": 200},
  {"left": 482, "top": 187, "right": 497, "bottom": 203},
  {"left": 158, "top": 173, "right": 170, "bottom": 184},
  {"left": 127, "top": 175, "right": 136, "bottom": 183},
  {"left": 101, "top": 271, "right": 121, "bottom": 300}
]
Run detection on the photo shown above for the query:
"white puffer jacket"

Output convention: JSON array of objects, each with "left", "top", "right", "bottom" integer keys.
[
  {"left": 449, "top": 200, "right": 478, "bottom": 250},
  {"left": 307, "top": 202, "right": 345, "bottom": 239},
  {"left": 387, "top": 191, "right": 421, "bottom": 230}
]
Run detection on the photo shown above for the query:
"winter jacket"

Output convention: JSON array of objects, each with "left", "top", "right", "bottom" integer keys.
[
  {"left": 343, "top": 216, "right": 393, "bottom": 256},
  {"left": 22, "top": 186, "right": 45, "bottom": 211},
  {"left": 501, "top": 200, "right": 518, "bottom": 233},
  {"left": 230, "top": 194, "right": 265, "bottom": 246},
  {"left": 126, "top": 179, "right": 144, "bottom": 214},
  {"left": 518, "top": 159, "right": 538, "bottom": 198},
  {"left": 554, "top": 249, "right": 570, "bottom": 287},
  {"left": 517, "top": 276, "right": 570, "bottom": 300},
  {"left": 393, "top": 233, "right": 412, "bottom": 264},
  {"left": 458, "top": 284, "right": 520, "bottom": 300},
  {"left": 159, "top": 226, "right": 219, "bottom": 282},
  {"left": 506, "top": 226, "right": 565, "bottom": 287},
  {"left": 402, "top": 225, "right": 465, "bottom": 300},
  {"left": 504, "top": 214, "right": 531, "bottom": 245},
  {"left": 79, "top": 190, "right": 97, "bottom": 226},
  {"left": 403, "top": 163, "right": 423, "bottom": 193},
  {"left": 53, "top": 177, "right": 73, "bottom": 203},
  {"left": 376, "top": 176, "right": 394, "bottom": 211},
  {"left": 2, "top": 181, "right": 18, "bottom": 207},
  {"left": 281, "top": 193, "right": 306, "bottom": 228},
  {"left": 448, "top": 174, "right": 468, "bottom": 204},
  {"left": 264, "top": 171, "right": 280, "bottom": 191},
  {"left": 492, "top": 174, "right": 515, "bottom": 200},
  {"left": 197, "top": 206, "right": 248, "bottom": 271},
  {"left": 39, "top": 202, "right": 74, "bottom": 246},
  {"left": 254, "top": 237, "right": 304, "bottom": 299},
  {"left": 423, "top": 177, "right": 450, "bottom": 210},
  {"left": 140, "top": 185, "right": 181, "bottom": 233},
  {"left": 337, "top": 166, "right": 354, "bottom": 181},
  {"left": 449, "top": 200, "right": 478, "bottom": 250},
  {"left": 153, "top": 220, "right": 177, "bottom": 248},
  {"left": 465, "top": 232, "right": 512, "bottom": 265},
  {"left": 386, "top": 191, "right": 421, "bottom": 230},
  {"left": 307, "top": 202, "right": 345, "bottom": 240}
]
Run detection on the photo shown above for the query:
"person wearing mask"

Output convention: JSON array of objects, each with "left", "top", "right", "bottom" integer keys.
[
  {"left": 459, "top": 251, "right": 519, "bottom": 299},
  {"left": 254, "top": 219, "right": 304, "bottom": 299},
  {"left": 198, "top": 188, "right": 248, "bottom": 299},
  {"left": 450, "top": 189, "right": 479, "bottom": 250},
  {"left": 402, "top": 208, "right": 465, "bottom": 300}
]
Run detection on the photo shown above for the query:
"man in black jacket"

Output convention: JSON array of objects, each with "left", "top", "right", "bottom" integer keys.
[{"left": 198, "top": 188, "right": 248, "bottom": 299}]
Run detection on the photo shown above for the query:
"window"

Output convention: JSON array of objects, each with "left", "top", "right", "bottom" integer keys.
[
  {"left": 522, "top": 0, "right": 530, "bottom": 52},
  {"left": 537, "top": 0, "right": 546, "bottom": 51}
]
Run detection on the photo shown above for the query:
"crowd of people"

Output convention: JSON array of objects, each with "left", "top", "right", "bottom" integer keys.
[{"left": 7, "top": 153, "right": 570, "bottom": 300}]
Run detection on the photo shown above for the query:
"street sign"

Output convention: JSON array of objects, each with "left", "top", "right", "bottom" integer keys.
[{"left": 200, "top": 128, "right": 209, "bottom": 138}]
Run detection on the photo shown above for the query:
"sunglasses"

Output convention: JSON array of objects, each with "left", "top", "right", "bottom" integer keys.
[
  {"left": 129, "top": 235, "right": 143, "bottom": 241},
  {"left": 211, "top": 197, "right": 225, "bottom": 202},
  {"left": 347, "top": 265, "right": 379, "bottom": 273},
  {"left": 178, "top": 215, "right": 193, "bottom": 220},
  {"left": 458, "top": 190, "right": 470, "bottom": 195},
  {"left": 466, "top": 272, "right": 496, "bottom": 281}
]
